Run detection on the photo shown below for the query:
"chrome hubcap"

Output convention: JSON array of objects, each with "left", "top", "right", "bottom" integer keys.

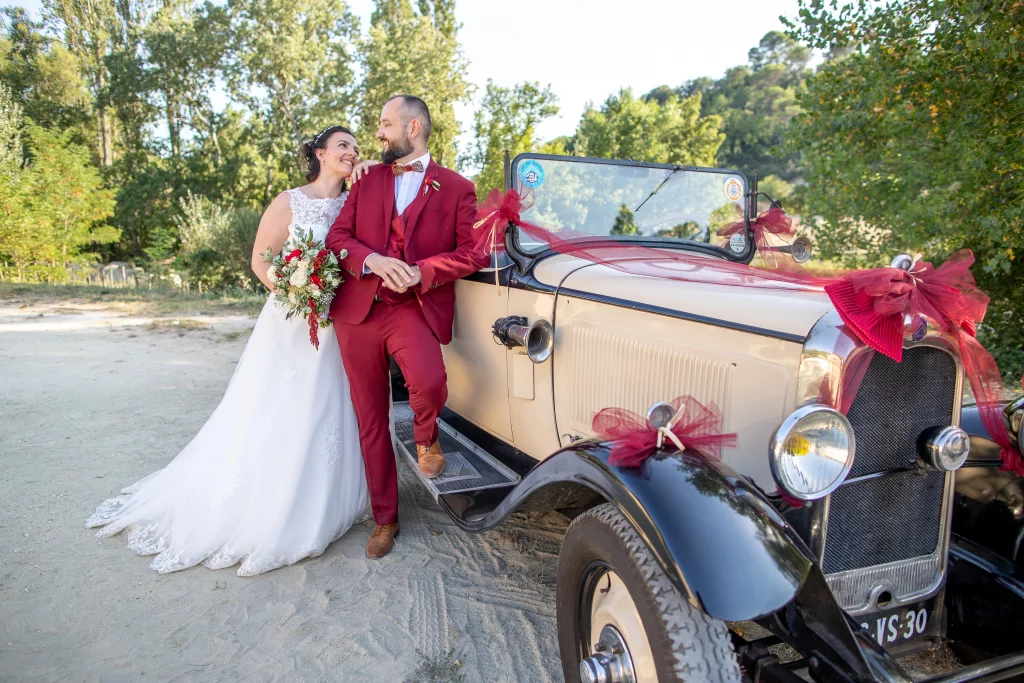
[
  {"left": 580, "top": 625, "right": 635, "bottom": 683},
  {"left": 579, "top": 569, "right": 657, "bottom": 683}
]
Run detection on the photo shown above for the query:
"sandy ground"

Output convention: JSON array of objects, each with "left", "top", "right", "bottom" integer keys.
[{"left": 0, "top": 299, "right": 567, "bottom": 682}]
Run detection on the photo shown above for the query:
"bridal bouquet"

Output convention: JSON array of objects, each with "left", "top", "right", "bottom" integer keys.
[{"left": 263, "top": 231, "right": 345, "bottom": 350}]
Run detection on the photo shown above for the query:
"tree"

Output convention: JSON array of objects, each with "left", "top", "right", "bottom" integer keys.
[
  {"left": 140, "top": 2, "right": 228, "bottom": 161},
  {"left": 0, "top": 122, "right": 117, "bottom": 281},
  {"left": 226, "top": 0, "right": 360, "bottom": 176},
  {"left": 661, "top": 30, "right": 810, "bottom": 181},
  {"left": 747, "top": 30, "right": 810, "bottom": 73},
  {"left": 1, "top": 7, "right": 92, "bottom": 141},
  {"left": 575, "top": 89, "right": 724, "bottom": 166},
  {"left": 0, "top": 81, "right": 22, "bottom": 172},
  {"left": 610, "top": 204, "right": 638, "bottom": 235},
  {"left": 463, "top": 79, "right": 558, "bottom": 197},
  {"left": 786, "top": 0, "right": 1024, "bottom": 380},
  {"left": 358, "top": 0, "right": 470, "bottom": 165},
  {"left": 42, "top": 0, "right": 149, "bottom": 167}
]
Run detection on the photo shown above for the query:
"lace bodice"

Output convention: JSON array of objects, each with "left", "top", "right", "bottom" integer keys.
[{"left": 286, "top": 188, "right": 347, "bottom": 244}]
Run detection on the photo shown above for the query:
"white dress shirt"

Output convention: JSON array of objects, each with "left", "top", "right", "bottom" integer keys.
[
  {"left": 394, "top": 151, "right": 431, "bottom": 215},
  {"left": 363, "top": 151, "right": 432, "bottom": 275}
]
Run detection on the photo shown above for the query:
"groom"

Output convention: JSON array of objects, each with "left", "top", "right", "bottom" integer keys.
[{"left": 326, "top": 95, "right": 488, "bottom": 559}]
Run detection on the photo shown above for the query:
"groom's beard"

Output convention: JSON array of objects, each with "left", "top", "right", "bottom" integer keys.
[{"left": 380, "top": 134, "right": 414, "bottom": 165}]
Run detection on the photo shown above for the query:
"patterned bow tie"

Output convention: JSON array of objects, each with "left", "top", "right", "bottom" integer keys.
[{"left": 392, "top": 161, "right": 424, "bottom": 176}]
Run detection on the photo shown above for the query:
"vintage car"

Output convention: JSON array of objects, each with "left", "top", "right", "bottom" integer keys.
[{"left": 388, "top": 153, "right": 1024, "bottom": 682}]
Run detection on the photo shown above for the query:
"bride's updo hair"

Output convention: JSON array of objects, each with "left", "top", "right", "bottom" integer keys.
[{"left": 300, "top": 126, "right": 355, "bottom": 182}]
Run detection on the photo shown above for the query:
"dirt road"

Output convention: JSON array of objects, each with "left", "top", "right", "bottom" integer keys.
[{"left": 0, "top": 296, "right": 566, "bottom": 682}]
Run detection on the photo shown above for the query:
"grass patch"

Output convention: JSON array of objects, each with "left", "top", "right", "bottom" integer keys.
[
  {"left": 145, "top": 318, "right": 210, "bottom": 332},
  {"left": 0, "top": 282, "right": 265, "bottom": 317},
  {"left": 219, "top": 328, "right": 253, "bottom": 343},
  {"left": 403, "top": 648, "right": 465, "bottom": 683}
]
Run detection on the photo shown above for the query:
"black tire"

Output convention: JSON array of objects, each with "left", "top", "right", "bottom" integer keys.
[{"left": 556, "top": 503, "right": 741, "bottom": 683}]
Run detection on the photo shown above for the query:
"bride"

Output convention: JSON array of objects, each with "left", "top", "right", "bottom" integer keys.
[{"left": 87, "top": 126, "right": 374, "bottom": 576}]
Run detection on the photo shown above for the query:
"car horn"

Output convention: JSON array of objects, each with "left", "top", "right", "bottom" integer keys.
[{"left": 491, "top": 316, "right": 554, "bottom": 364}]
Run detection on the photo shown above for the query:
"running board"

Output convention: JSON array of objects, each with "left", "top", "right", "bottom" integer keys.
[{"left": 392, "top": 402, "right": 520, "bottom": 500}]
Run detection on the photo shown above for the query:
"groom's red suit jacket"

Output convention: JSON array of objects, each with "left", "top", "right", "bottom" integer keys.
[{"left": 325, "top": 159, "right": 488, "bottom": 344}]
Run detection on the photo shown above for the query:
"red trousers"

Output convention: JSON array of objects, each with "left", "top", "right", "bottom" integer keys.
[{"left": 334, "top": 299, "right": 447, "bottom": 525}]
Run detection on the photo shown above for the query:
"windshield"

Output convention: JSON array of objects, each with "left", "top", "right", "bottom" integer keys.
[{"left": 511, "top": 155, "right": 751, "bottom": 259}]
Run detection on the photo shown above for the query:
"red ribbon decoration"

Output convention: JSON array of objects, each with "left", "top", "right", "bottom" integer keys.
[
  {"left": 822, "top": 251, "right": 1016, "bottom": 471},
  {"left": 472, "top": 188, "right": 527, "bottom": 258},
  {"left": 592, "top": 396, "right": 737, "bottom": 468},
  {"left": 824, "top": 251, "right": 986, "bottom": 363},
  {"left": 718, "top": 206, "right": 797, "bottom": 268}
]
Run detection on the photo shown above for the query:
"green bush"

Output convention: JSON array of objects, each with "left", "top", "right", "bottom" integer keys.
[
  {"left": 977, "top": 297, "right": 1024, "bottom": 390},
  {"left": 172, "top": 192, "right": 263, "bottom": 291},
  {"left": 214, "top": 207, "right": 262, "bottom": 291}
]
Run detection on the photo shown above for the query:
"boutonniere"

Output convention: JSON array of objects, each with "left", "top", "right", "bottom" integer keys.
[{"left": 423, "top": 173, "right": 441, "bottom": 196}]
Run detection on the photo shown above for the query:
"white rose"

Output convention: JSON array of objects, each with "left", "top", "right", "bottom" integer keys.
[
  {"left": 266, "top": 265, "right": 278, "bottom": 282},
  {"left": 309, "top": 285, "right": 321, "bottom": 298},
  {"left": 289, "top": 268, "right": 309, "bottom": 287},
  {"left": 288, "top": 291, "right": 298, "bottom": 305}
]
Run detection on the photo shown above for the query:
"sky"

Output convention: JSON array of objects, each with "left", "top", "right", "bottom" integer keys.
[{"left": 16, "top": 0, "right": 804, "bottom": 141}]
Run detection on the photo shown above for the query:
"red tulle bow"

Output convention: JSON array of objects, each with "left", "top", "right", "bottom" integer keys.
[
  {"left": 718, "top": 206, "right": 795, "bottom": 242},
  {"left": 718, "top": 206, "right": 797, "bottom": 268},
  {"left": 472, "top": 188, "right": 528, "bottom": 258},
  {"left": 592, "top": 395, "right": 737, "bottom": 468},
  {"left": 824, "top": 250, "right": 987, "bottom": 362}
]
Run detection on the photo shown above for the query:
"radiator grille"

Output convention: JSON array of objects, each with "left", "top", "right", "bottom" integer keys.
[
  {"left": 823, "top": 346, "right": 957, "bottom": 575},
  {"left": 846, "top": 348, "right": 958, "bottom": 477},
  {"left": 823, "top": 470, "right": 946, "bottom": 574}
]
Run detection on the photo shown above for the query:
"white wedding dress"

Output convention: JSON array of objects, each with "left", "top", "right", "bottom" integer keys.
[{"left": 87, "top": 189, "right": 369, "bottom": 576}]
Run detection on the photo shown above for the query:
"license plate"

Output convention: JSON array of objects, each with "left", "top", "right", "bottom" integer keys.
[{"left": 859, "top": 603, "right": 931, "bottom": 648}]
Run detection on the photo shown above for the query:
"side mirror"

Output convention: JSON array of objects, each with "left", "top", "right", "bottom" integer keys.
[
  {"left": 790, "top": 236, "right": 813, "bottom": 264},
  {"left": 774, "top": 236, "right": 813, "bottom": 264}
]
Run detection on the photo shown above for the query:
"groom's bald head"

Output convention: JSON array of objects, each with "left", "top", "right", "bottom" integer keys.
[{"left": 386, "top": 95, "right": 432, "bottom": 142}]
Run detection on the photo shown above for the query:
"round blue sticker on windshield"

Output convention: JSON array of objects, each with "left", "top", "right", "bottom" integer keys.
[{"left": 519, "top": 160, "right": 545, "bottom": 189}]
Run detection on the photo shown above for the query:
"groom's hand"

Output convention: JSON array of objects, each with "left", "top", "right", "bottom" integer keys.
[
  {"left": 366, "top": 253, "right": 416, "bottom": 291},
  {"left": 383, "top": 266, "right": 422, "bottom": 294},
  {"left": 350, "top": 160, "right": 378, "bottom": 183},
  {"left": 397, "top": 266, "right": 422, "bottom": 292}
]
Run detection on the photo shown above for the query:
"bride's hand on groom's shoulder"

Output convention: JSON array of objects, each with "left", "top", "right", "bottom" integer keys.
[{"left": 350, "top": 160, "right": 379, "bottom": 184}]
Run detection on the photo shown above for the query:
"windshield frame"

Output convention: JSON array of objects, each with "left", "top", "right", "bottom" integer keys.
[{"left": 506, "top": 153, "right": 756, "bottom": 266}]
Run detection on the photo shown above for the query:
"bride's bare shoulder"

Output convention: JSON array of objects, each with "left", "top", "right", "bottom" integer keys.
[{"left": 260, "top": 190, "right": 295, "bottom": 224}]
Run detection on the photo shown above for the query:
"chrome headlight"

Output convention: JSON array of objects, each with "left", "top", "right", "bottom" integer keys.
[{"left": 770, "top": 405, "right": 856, "bottom": 501}]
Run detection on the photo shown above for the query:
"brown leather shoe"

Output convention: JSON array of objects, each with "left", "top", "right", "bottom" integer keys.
[
  {"left": 417, "top": 441, "right": 445, "bottom": 479},
  {"left": 366, "top": 523, "right": 399, "bottom": 559}
]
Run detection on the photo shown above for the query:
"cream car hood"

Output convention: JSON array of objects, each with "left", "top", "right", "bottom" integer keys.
[{"left": 533, "top": 253, "right": 834, "bottom": 341}]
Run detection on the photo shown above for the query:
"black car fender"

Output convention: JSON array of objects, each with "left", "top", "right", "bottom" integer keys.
[{"left": 437, "top": 440, "right": 813, "bottom": 623}]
